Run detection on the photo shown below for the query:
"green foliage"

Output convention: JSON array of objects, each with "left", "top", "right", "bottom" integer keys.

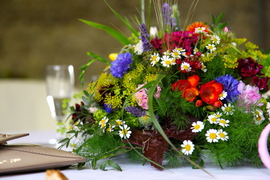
[
  {"left": 211, "top": 12, "right": 227, "bottom": 31},
  {"left": 79, "top": 19, "right": 130, "bottom": 46},
  {"left": 202, "top": 108, "right": 267, "bottom": 167}
]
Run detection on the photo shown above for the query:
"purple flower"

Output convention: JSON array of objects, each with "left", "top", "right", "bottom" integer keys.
[
  {"left": 110, "top": 52, "right": 132, "bottom": 78},
  {"left": 139, "top": 23, "right": 152, "bottom": 52},
  {"left": 125, "top": 106, "right": 146, "bottom": 117},
  {"left": 215, "top": 74, "right": 240, "bottom": 102},
  {"left": 162, "top": 3, "right": 177, "bottom": 29}
]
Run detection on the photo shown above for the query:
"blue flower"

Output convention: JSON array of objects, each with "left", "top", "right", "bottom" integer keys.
[
  {"left": 215, "top": 74, "right": 240, "bottom": 102},
  {"left": 104, "top": 104, "right": 113, "bottom": 113},
  {"left": 110, "top": 52, "right": 132, "bottom": 78}
]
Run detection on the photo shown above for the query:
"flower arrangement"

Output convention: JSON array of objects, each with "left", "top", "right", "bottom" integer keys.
[{"left": 61, "top": 0, "right": 270, "bottom": 171}]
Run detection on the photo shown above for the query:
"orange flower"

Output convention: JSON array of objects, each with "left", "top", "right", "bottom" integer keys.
[
  {"left": 171, "top": 75, "right": 200, "bottom": 92},
  {"left": 172, "top": 75, "right": 200, "bottom": 102},
  {"left": 182, "top": 87, "right": 199, "bottom": 102},
  {"left": 186, "top": 22, "right": 210, "bottom": 34},
  {"left": 199, "top": 80, "right": 223, "bottom": 105}
]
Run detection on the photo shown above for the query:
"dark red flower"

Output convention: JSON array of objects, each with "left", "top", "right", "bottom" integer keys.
[
  {"left": 251, "top": 76, "right": 270, "bottom": 91},
  {"left": 237, "top": 57, "right": 263, "bottom": 77}
]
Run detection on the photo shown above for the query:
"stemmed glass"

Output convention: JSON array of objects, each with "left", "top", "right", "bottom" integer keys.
[{"left": 46, "top": 65, "right": 74, "bottom": 145}]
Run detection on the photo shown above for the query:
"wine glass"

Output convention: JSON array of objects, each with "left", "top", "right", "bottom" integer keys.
[{"left": 45, "top": 65, "right": 74, "bottom": 145}]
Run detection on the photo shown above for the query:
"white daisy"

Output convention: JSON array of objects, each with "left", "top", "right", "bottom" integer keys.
[
  {"left": 254, "top": 109, "right": 265, "bottom": 125},
  {"left": 213, "top": 112, "right": 222, "bottom": 118},
  {"left": 195, "top": 27, "right": 206, "bottom": 34},
  {"left": 134, "top": 40, "right": 143, "bottom": 55},
  {"left": 218, "top": 118, "right": 230, "bottom": 127},
  {"left": 115, "top": 119, "right": 123, "bottom": 126},
  {"left": 119, "top": 125, "right": 132, "bottom": 139},
  {"left": 181, "top": 140, "right": 195, "bottom": 155},
  {"left": 205, "top": 129, "right": 220, "bottom": 143},
  {"left": 171, "top": 48, "right": 182, "bottom": 59},
  {"left": 150, "top": 52, "right": 160, "bottom": 66},
  {"left": 99, "top": 116, "right": 109, "bottom": 129},
  {"left": 221, "top": 103, "right": 235, "bottom": 115},
  {"left": 161, "top": 55, "right": 173, "bottom": 67},
  {"left": 266, "top": 102, "right": 270, "bottom": 109},
  {"left": 201, "top": 62, "right": 207, "bottom": 72},
  {"left": 219, "top": 91, "right": 228, "bottom": 100},
  {"left": 206, "top": 44, "right": 216, "bottom": 52},
  {"left": 180, "top": 62, "right": 191, "bottom": 72},
  {"left": 266, "top": 102, "right": 270, "bottom": 117},
  {"left": 211, "top": 35, "right": 220, "bottom": 44},
  {"left": 106, "top": 124, "right": 115, "bottom": 132},
  {"left": 163, "top": 50, "right": 171, "bottom": 56},
  {"left": 191, "top": 121, "right": 205, "bottom": 132},
  {"left": 207, "top": 114, "right": 220, "bottom": 124},
  {"left": 218, "top": 129, "right": 229, "bottom": 141}
]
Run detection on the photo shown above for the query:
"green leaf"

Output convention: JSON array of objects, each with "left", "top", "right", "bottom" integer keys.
[
  {"left": 216, "top": 12, "right": 224, "bottom": 24},
  {"left": 104, "top": 1, "right": 138, "bottom": 38},
  {"left": 100, "top": 161, "right": 108, "bottom": 171},
  {"left": 147, "top": 74, "right": 175, "bottom": 149},
  {"left": 82, "top": 96, "right": 89, "bottom": 105},
  {"left": 79, "top": 19, "right": 130, "bottom": 45},
  {"left": 79, "top": 52, "right": 112, "bottom": 86},
  {"left": 107, "top": 160, "right": 122, "bottom": 171},
  {"left": 215, "top": 22, "right": 227, "bottom": 30},
  {"left": 91, "top": 158, "right": 98, "bottom": 170},
  {"left": 83, "top": 90, "right": 89, "bottom": 97},
  {"left": 86, "top": 52, "right": 111, "bottom": 65},
  {"left": 77, "top": 162, "right": 86, "bottom": 170}
]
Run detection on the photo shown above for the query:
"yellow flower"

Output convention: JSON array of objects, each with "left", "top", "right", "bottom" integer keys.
[{"left": 109, "top": 53, "right": 119, "bottom": 61}]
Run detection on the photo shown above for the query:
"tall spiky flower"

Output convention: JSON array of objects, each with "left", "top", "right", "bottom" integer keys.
[
  {"left": 139, "top": 23, "right": 152, "bottom": 52},
  {"left": 162, "top": 3, "right": 177, "bottom": 30}
]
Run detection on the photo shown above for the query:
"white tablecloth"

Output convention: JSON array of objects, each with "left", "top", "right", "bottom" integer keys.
[{"left": 1, "top": 131, "right": 270, "bottom": 180}]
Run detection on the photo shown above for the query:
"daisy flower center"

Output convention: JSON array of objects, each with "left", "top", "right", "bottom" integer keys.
[
  {"left": 210, "top": 133, "right": 217, "bottom": 139},
  {"left": 225, "top": 106, "right": 231, "bottom": 112},
  {"left": 164, "top": 60, "right": 171, "bottom": 65},
  {"left": 121, "top": 129, "right": 128, "bottom": 135},
  {"left": 185, "top": 144, "right": 191, "bottom": 151},
  {"left": 219, "top": 132, "right": 226, "bottom": 138},
  {"left": 194, "top": 124, "right": 200, "bottom": 130},
  {"left": 219, "top": 119, "right": 226, "bottom": 124}
]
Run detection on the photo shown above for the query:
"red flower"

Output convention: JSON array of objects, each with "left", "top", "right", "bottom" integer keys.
[
  {"left": 195, "top": 100, "right": 203, "bottom": 107},
  {"left": 199, "top": 80, "right": 223, "bottom": 106},
  {"left": 172, "top": 75, "right": 200, "bottom": 102}
]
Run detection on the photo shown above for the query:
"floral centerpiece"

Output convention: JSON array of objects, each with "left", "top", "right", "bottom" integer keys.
[{"left": 61, "top": 0, "right": 270, "bottom": 171}]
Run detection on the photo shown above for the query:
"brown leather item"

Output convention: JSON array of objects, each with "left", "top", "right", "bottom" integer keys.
[{"left": 0, "top": 133, "right": 86, "bottom": 175}]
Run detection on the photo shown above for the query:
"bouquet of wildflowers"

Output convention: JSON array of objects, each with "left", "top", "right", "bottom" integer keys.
[{"left": 62, "top": 0, "right": 270, "bottom": 171}]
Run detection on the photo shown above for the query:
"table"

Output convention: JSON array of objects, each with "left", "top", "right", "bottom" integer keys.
[{"left": 1, "top": 131, "right": 270, "bottom": 180}]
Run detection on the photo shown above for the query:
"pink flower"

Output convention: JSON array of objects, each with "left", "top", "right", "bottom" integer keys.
[
  {"left": 237, "top": 81, "right": 262, "bottom": 109},
  {"left": 134, "top": 84, "right": 162, "bottom": 110},
  {"left": 155, "top": 86, "right": 162, "bottom": 99},
  {"left": 134, "top": 84, "right": 149, "bottom": 110}
]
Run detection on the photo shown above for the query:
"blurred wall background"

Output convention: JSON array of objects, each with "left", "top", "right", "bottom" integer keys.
[{"left": 0, "top": 0, "right": 269, "bottom": 86}]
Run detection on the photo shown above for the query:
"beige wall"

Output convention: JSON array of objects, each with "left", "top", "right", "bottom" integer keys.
[{"left": 0, "top": 0, "right": 269, "bottom": 87}]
